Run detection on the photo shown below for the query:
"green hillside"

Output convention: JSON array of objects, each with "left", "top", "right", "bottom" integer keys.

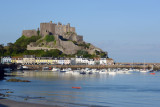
[{"left": 0, "top": 35, "right": 105, "bottom": 58}]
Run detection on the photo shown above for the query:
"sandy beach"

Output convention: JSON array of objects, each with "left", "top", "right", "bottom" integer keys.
[{"left": 0, "top": 98, "right": 61, "bottom": 107}]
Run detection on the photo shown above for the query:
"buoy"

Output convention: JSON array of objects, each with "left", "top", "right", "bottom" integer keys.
[
  {"left": 72, "top": 87, "right": 81, "bottom": 89},
  {"left": 150, "top": 73, "right": 155, "bottom": 75}
]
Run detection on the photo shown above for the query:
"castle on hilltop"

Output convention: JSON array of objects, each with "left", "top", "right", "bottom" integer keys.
[
  {"left": 22, "top": 21, "right": 106, "bottom": 56},
  {"left": 22, "top": 21, "right": 83, "bottom": 42}
]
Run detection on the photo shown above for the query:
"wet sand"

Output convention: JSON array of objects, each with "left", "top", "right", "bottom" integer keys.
[{"left": 0, "top": 98, "right": 61, "bottom": 107}]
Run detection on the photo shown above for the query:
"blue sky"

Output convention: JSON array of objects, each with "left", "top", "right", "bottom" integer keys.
[{"left": 0, "top": 0, "right": 160, "bottom": 62}]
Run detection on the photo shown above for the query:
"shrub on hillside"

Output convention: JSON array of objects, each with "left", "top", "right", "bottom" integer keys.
[{"left": 44, "top": 35, "right": 55, "bottom": 42}]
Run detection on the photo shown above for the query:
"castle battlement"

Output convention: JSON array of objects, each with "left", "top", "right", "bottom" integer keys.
[
  {"left": 22, "top": 21, "right": 76, "bottom": 37},
  {"left": 40, "top": 21, "right": 76, "bottom": 36}
]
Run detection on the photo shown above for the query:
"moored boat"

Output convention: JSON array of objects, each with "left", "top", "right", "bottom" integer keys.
[{"left": 52, "top": 68, "right": 60, "bottom": 72}]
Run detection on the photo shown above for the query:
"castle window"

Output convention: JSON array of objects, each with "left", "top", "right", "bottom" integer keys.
[{"left": 46, "top": 30, "right": 47, "bottom": 32}]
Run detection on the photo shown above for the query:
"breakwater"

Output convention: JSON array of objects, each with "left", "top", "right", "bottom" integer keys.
[{"left": 25, "top": 64, "right": 160, "bottom": 70}]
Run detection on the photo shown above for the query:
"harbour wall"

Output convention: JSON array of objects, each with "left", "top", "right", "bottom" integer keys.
[{"left": 25, "top": 64, "right": 160, "bottom": 70}]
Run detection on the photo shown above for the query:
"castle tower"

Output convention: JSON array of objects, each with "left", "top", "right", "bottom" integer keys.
[
  {"left": 40, "top": 21, "right": 76, "bottom": 37},
  {"left": 40, "top": 21, "right": 56, "bottom": 36}
]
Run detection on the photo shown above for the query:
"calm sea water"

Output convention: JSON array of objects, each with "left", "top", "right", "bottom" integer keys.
[{"left": 0, "top": 71, "right": 160, "bottom": 107}]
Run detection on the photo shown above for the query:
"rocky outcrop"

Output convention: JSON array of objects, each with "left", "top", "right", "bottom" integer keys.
[
  {"left": 87, "top": 44, "right": 103, "bottom": 54},
  {"left": 58, "top": 39, "right": 82, "bottom": 54},
  {"left": 27, "top": 35, "right": 83, "bottom": 54}
]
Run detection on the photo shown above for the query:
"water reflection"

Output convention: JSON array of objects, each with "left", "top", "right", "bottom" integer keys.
[
  {"left": 8, "top": 71, "right": 113, "bottom": 81},
  {"left": 2, "top": 71, "right": 160, "bottom": 107}
]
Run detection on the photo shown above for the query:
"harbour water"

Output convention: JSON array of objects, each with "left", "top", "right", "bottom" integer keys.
[{"left": 0, "top": 71, "right": 160, "bottom": 107}]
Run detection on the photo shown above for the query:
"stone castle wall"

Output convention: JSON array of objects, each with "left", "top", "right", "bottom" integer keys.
[
  {"left": 22, "top": 30, "right": 37, "bottom": 37},
  {"left": 27, "top": 45, "right": 63, "bottom": 52},
  {"left": 40, "top": 22, "right": 76, "bottom": 37},
  {"left": 27, "top": 39, "right": 82, "bottom": 55},
  {"left": 40, "top": 22, "right": 56, "bottom": 36},
  {"left": 22, "top": 21, "right": 79, "bottom": 41}
]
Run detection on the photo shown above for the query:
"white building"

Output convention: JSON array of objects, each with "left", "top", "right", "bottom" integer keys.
[
  {"left": 23, "top": 55, "right": 36, "bottom": 65},
  {"left": 58, "top": 58, "right": 65, "bottom": 65},
  {"left": 75, "top": 57, "right": 83, "bottom": 65},
  {"left": 100, "top": 58, "right": 107, "bottom": 65},
  {"left": 81, "top": 58, "right": 88, "bottom": 65},
  {"left": 88, "top": 59, "right": 95, "bottom": 65},
  {"left": 1, "top": 56, "right": 12, "bottom": 64},
  {"left": 64, "top": 58, "right": 71, "bottom": 65}
]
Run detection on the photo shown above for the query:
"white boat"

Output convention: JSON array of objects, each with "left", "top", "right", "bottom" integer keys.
[
  {"left": 52, "top": 68, "right": 60, "bottom": 72},
  {"left": 17, "top": 65, "right": 29, "bottom": 70},
  {"left": 61, "top": 68, "right": 73, "bottom": 73},
  {"left": 116, "top": 69, "right": 131, "bottom": 74},
  {"left": 108, "top": 71, "right": 117, "bottom": 75},
  {"left": 99, "top": 69, "right": 107, "bottom": 74},
  {"left": 139, "top": 69, "right": 149, "bottom": 73}
]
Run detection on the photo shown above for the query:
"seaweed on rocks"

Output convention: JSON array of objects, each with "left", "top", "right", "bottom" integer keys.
[{"left": 6, "top": 78, "right": 31, "bottom": 82}]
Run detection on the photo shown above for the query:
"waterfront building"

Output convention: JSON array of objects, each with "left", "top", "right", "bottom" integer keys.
[
  {"left": 75, "top": 56, "right": 83, "bottom": 65},
  {"left": 1, "top": 56, "right": 12, "bottom": 64},
  {"left": 52, "top": 58, "right": 58, "bottom": 64},
  {"left": 23, "top": 55, "right": 36, "bottom": 65},
  {"left": 70, "top": 58, "right": 76, "bottom": 65},
  {"left": 36, "top": 57, "right": 54, "bottom": 65},
  {"left": 11, "top": 57, "right": 23, "bottom": 64},
  {"left": 5, "top": 55, "right": 114, "bottom": 66},
  {"left": 106, "top": 58, "right": 114, "bottom": 65},
  {"left": 81, "top": 58, "right": 88, "bottom": 65},
  {"left": 100, "top": 58, "right": 107, "bottom": 65},
  {"left": 88, "top": 59, "right": 95, "bottom": 65},
  {"left": 48, "top": 57, "right": 53, "bottom": 64},
  {"left": 58, "top": 58, "right": 65, "bottom": 65},
  {"left": 35, "top": 57, "right": 41, "bottom": 64},
  {"left": 40, "top": 57, "right": 48, "bottom": 64},
  {"left": 94, "top": 58, "right": 100, "bottom": 65},
  {"left": 64, "top": 58, "right": 71, "bottom": 65}
]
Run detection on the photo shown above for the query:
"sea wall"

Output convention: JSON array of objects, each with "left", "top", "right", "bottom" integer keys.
[{"left": 25, "top": 64, "right": 157, "bottom": 70}]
